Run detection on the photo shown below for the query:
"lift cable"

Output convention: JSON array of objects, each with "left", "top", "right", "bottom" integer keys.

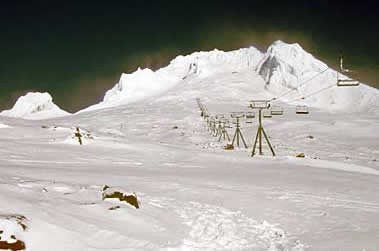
[
  {"left": 286, "top": 83, "right": 337, "bottom": 104},
  {"left": 270, "top": 67, "right": 330, "bottom": 103}
]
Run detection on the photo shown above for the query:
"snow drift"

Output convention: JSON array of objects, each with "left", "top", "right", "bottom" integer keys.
[
  {"left": 0, "top": 92, "right": 70, "bottom": 120},
  {"left": 257, "top": 40, "right": 379, "bottom": 112}
]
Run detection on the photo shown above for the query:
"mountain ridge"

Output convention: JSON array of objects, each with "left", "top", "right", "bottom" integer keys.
[{"left": 1, "top": 40, "right": 378, "bottom": 119}]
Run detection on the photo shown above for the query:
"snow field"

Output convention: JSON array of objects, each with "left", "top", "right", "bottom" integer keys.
[{"left": 0, "top": 40, "right": 378, "bottom": 250}]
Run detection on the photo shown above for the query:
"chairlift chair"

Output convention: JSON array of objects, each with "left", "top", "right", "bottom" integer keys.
[
  {"left": 230, "top": 112, "right": 244, "bottom": 119},
  {"left": 215, "top": 114, "right": 224, "bottom": 120},
  {"left": 271, "top": 105, "right": 284, "bottom": 115},
  {"left": 249, "top": 100, "right": 270, "bottom": 109},
  {"left": 296, "top": 105, "right": 309, "bottom": 114},
  {"left": 222, "top": 118, "right": 231, "bottom": 127},
  {"left": 245, "top": 119, "right": 254, "bottom": 124},
  {"left": 337, "top": 72, "right": 360, "bottom": 87},
  {"left": 337, "top": 56, "right": 360, "bottom": 87},
  {"left": 245, "top": 112, "right": 255, "bottom": 124},
  {"left": 245, "top": 112, "right": 255, "bottom": 119}
]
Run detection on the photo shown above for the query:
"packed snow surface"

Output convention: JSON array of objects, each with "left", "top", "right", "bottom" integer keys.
[
  {"left": 0, "top": 92, "right": 70, "bottom": 120},
  {"left": 0, "top": 41, "right": 379, "bottom": 250}
]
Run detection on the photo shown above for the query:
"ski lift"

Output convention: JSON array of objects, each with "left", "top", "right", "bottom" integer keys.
[
  {"left": 296, "top": 105, "right": 309, "bottom": 114},
  {"left": 245, "top": 111, "right": 255, "bottom": 119},
  {"left": 223, "top": 118, "right": 232, "bottom": 129},
  {"left": 245, "top": 112, "right": 255, "bottom": 124},
  {"left": 249, "top": 100, "right": 270, "bottom": 109},
  {"left": 271, "top": 105, "right": 284, "bottom": 115},
  {"left": 230, "top": 112, "right": 244, "bottom": 119},
  {"left": 337, "top": 72, "right": 360, "bottom": 87},
  {"left": 337, "top": 55, "right": 360, "bottom": 87},
  {"left": 215, "top": 114, "right": 224, "bottom": 120}
]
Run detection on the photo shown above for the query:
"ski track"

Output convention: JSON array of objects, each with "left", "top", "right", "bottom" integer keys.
[
  {"left": 3, "top": 175, "right": 306, "bottom": 250},
  {"left": 149, "top": 198, "right": 305, "bottom": 251}
]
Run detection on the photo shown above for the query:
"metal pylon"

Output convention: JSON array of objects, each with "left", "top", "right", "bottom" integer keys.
[
  {"left": 209, "top": 117, "right": 217, "bottom": 136},
  {"left": 231, "top": 116, "right": 248, "bottom": 148},
  {"left": 251, "top": 109, "right": 275, "bottom": 157},
  {"left": 218, "top": 120, "right": 231, "bottom": 142},
  {"left": 215, "top": 119, "right": 223, "bottom": 137}
]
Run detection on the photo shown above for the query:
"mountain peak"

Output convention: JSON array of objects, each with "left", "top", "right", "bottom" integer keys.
[{"left": 0, "top": 92, "right": 70, "bottom": 120}]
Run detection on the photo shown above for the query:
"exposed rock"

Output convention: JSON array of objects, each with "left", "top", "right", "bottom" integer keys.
[
  {"left": 0, "top": 215, "right": 27, "bottom": 251},
  {"left": 296, "top": 153, "right": 305, "bottom": 158},
  {"left": 102, "top": 185, "right": 139, "bottom": 209},
  {"left": 224, "top": 144, "right": 234, "bottom": 150}
]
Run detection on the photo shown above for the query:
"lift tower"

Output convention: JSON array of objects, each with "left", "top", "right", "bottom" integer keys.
[
  {"left": 230, "top": 112, "right": 248, "bottom": 148},
  {"left": 249, "top": 100, "right": 275, "bottom": 157}
]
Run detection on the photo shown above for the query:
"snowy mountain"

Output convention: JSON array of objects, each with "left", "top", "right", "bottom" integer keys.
[
  {"left": 0, "top": 92, "right": 70, "bottom": 120},
  {"left": 0, "top": 41, "right": 379, "bottom": 250},
  {"left": 256, "top": 40, "right": 379, "bottom": 112},
  {"left": 81, "top": 46, "right": 263, "bottom": 112},
  {"left": 3, "top": 41, "right": 379, "bottom": 116},
  {"left": 78, "top": 40, "right": 379, "bottom": 114}
]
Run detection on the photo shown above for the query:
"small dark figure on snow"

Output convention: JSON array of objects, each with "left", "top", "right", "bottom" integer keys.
[{"left": 75, "top": 127, "right": 83, "bottom": 145}]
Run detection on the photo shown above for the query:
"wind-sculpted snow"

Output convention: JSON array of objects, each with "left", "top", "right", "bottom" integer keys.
[
  {"left": 83, "top": 68, "right": 180, "bottom": 112},
  {"left": 170, "top": 47, "right": 264, "bottom": 79},
  {"left": 257, "top": 41, "right": 326, "bottom": 93},
  {"left": 81, "top": 47, "right": 263, "bottom": 112},
  {"left": 0, "top": 92, "right": 70, "bottom": 120},
  {"left": 80, "top": 40, "right": 379, "bottom": 114},
  {"left": 257, "top": 40, "right": 379, "bottom": 112}
]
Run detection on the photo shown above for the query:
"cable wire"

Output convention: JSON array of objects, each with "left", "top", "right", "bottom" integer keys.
[
  {"left": 301, "top": 84, "right": 336, "bottom": 100},
  {"left": 286, "top": 83, "right": 337, "bottom": 104},
  {"left": 270, "top": 67, "right": 330, "bottom": 103}
]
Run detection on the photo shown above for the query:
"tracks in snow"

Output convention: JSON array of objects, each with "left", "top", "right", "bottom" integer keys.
[{"left": 149, "top": 198, "right": 305, "bottom": 251}]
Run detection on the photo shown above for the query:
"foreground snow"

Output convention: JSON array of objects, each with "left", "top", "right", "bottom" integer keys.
[{"left": 0, "top": 41, "right": 379, "bottom": 250}]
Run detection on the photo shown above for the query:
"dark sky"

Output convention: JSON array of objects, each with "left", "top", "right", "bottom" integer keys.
[{"left": 1, "top": 1, "right": 378, "bottom": 112}]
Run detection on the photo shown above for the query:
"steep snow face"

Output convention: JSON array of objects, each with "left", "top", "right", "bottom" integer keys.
[
  {"left": 0, "top": 92, "right": 70, "bottom": 120},
  {"left": 170, "top": 47, "right": 264, "bottom": 79},
  {"left": 257, "top": 41, "right": 326, "bottom": 93},
  {"left": 81, "top": 47, "right": 263, "bottom": 112},
  {"left": 81, "top": 67, "right": 181, "bottom": 112},
  {"left": 257, "top": 40, "right": 379, "bottom": 112},
  {"left": 103, "top": 68, "right": 175, "bottom": 105}
]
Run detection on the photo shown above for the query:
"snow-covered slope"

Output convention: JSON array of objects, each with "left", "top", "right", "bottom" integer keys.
[
  {"left": 0, "top": 41, "right": 379, "bottom": 251},
  {"left": 3, "top": 41, "right": 379, "bottom": 117},
  {"left": 80, "top": 40, "right": 379, "bottom": 114},
  {"left": 81, "top": 47, "right": 263, "bottom": 112},
  {"left": 0, "top": 92, "right": 70, "bottom": 120},
  {"left": 257, "top": 40, "right": 379, "bottom": 112}
]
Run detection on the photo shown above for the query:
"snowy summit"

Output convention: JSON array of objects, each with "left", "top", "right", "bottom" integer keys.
[
  {"left": 256, "top": 40, "right": 379, "bottom": 112},
  {"left": 0, "top": 92, "right": 70, "bottom": 120},
  {"left": 79, "top": 40, "right": 379, "bottom": 114},
  {"left": 81, "top": 46, "right": 263, "bottom": 112}
]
